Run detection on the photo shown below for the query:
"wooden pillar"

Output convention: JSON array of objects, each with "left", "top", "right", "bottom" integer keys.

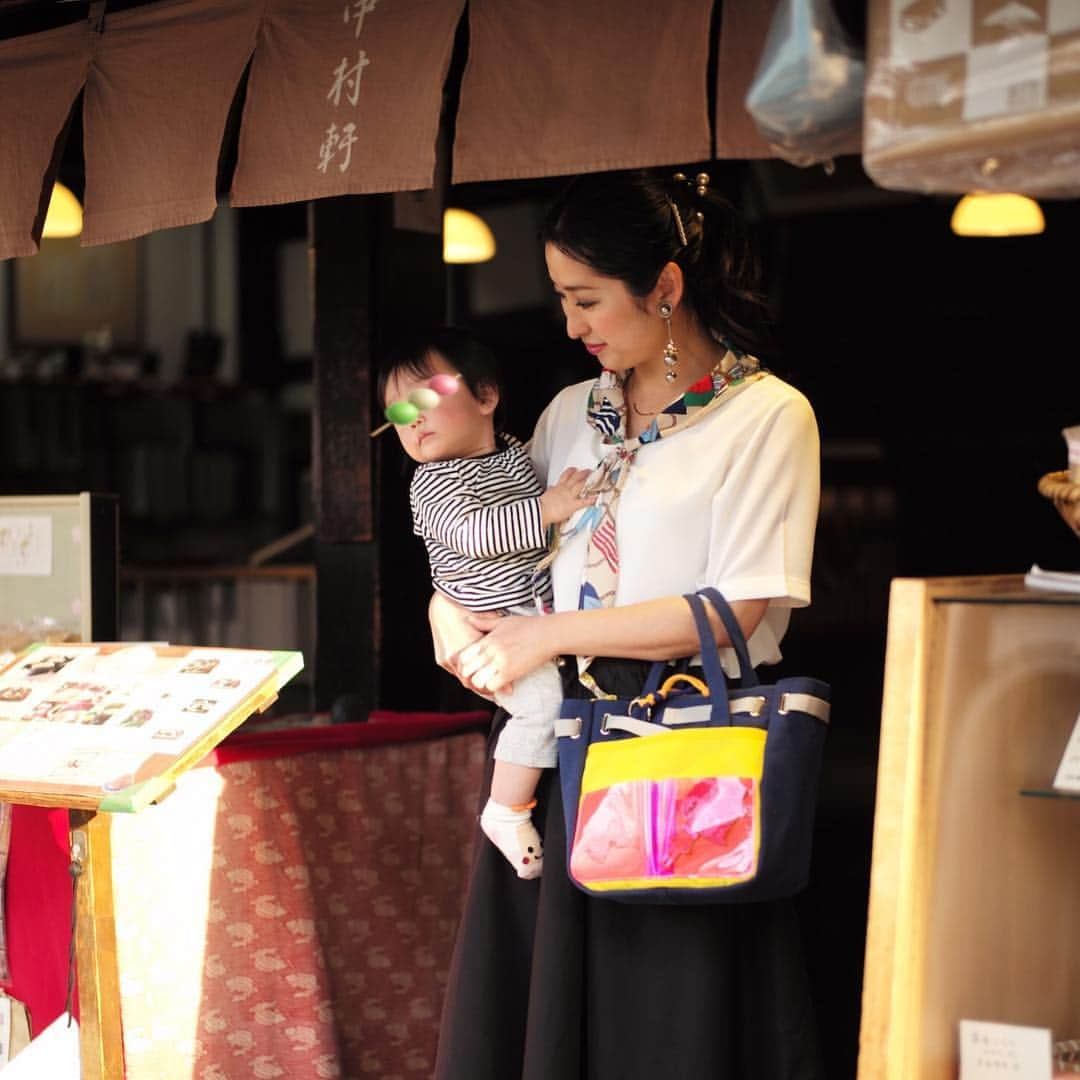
[
  {"left": 309, "top": 190, "right": 448, "bottom": 713},
  {"left": 310, "top": 195, "right": 379, "bottom": 713}
]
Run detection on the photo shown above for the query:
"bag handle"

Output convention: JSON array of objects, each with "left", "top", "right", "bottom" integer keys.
[
  {"left": 628, "top": 589, "right": 756, "bottom": 722},
  {"left": 695, "top": 587, "right": 760, "bottom": 688},
  {"left": 638, "top": 658, "right": 673, "bottom": 699},
  {"left": 681, "top": 592, "right": 733, "bottom": 724}
]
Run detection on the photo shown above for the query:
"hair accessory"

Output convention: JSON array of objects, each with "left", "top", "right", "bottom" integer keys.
[
  {"left": 370, "top": 371, "right": 462, "bottom": 437},
  {"left": 658, "top": 300, "right": 679, "bottom": 382},
  {"left": 670, "top": 171, "right": 709, "bottom": 243},
  {"left": 668, "top": 199, "right": 688, "bottom": 247}
]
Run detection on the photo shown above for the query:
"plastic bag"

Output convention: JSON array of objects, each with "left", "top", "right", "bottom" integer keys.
[{"left": 745, "top": 0, "right": 865, "bottom": 168}]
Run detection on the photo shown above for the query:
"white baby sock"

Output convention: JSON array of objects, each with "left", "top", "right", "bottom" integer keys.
[{"left": 480, "top": 798, "right": 543, "bottom": 879}]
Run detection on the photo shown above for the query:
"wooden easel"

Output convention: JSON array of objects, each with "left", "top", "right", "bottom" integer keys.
[{"left": 0, "top": 643, "right": 302, "bottom": 1077}]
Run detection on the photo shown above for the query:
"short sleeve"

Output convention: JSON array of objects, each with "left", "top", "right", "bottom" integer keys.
[
  {"left": 528, "top": 395, "right": 558, "bottom": 481},
  {"left": 704, "top": 392, "right": 820, "bottom": 607},
  {"left": 527, "top": 380, "right": 592, "bottom": 484}
]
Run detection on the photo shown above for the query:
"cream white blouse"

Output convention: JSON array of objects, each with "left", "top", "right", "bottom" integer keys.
[{"left": 529, "top": 372, "right": 820, "bottom": 673}]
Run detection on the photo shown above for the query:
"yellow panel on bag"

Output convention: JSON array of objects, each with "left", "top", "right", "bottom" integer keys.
[{"left": 579, "top": 726, "right": 766, "bottom": 795}]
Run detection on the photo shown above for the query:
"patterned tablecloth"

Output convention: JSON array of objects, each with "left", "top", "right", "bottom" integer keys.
[{"left": 3, "top": 714, "right": 489, "bottom": 1080}]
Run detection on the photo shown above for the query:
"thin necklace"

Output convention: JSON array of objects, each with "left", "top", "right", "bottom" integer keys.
[
  {"left": 627, "top": 362, "right": 723, "bottom": 417},
  {"left": 629, "top": 397, "right": 663, "bottom": 417}
]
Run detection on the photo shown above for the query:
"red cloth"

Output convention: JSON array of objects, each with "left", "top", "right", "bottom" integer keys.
[
  {"left": 1, "top": 805, "right": 75, "bottom": 1036},
  {"left": 202, "top": 709, "right": 491, "bottom": 766}
]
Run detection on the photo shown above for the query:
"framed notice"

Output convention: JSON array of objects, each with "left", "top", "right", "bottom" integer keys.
[
  {"left": 0, "top": 642, "right": 303, "bottom": 812},
  {"left": 0, "top": 493, "right": 118, "bottom": 647}
]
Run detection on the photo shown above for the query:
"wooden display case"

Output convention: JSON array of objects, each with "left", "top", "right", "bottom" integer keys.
[{"left": 858, "top": 575, "right": 1080, "bottom": 1078}]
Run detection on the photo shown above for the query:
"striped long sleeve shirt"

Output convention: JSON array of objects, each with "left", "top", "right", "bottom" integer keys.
[{"left": 410, "top": 434, "right": 552, "bottom": 611}]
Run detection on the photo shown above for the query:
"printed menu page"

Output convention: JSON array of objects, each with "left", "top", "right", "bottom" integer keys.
[{"left": 0, "top": 642, "right": 303, "bottom": 812}]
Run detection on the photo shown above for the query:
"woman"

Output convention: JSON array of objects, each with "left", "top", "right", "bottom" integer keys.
[{"left": 432, "top": 168, "right": 823, "bottom": 1079}]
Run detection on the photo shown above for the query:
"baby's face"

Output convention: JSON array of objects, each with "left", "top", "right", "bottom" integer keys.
[{"left": 384, "top": 351, "right": 497, "bottom": 464}]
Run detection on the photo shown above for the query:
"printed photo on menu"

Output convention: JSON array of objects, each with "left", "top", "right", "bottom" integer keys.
[{"left": 0, "top": 642, "right": 303, "bottom": 809}]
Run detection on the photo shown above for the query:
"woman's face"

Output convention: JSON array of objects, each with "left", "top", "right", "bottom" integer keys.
[
  {"left": 545, "top": 244, "right": 667, "bottom": 374},
  {"left": 384, "top": 351, "right": 497, "bottom": 464}
]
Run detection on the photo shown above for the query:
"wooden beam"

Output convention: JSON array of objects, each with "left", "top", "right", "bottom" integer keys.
[
  {"left": 310, "top": 195, "right": 378, "bottom": 711},
  {"left": 310, "top": 196, "right": 376, "bottom": 545}
]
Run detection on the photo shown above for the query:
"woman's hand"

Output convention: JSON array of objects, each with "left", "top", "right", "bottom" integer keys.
[
  {"left": 428, "top": 592, "right": 527, "bottom": 699},
  {"left": 456, "top": 612, "right": 560, "bottom": 695},
  {"left": 428, "top": 591, "right": 486, "bottom": 675}
]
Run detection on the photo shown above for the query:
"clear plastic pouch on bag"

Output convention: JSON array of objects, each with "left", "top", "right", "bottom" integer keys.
[{"left": 569, "top": 729, "right": 764, "bottom": 890}]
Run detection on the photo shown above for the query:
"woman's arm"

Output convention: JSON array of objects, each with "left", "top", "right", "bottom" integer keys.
[{"left": 456, "top": 595, "right": 768, "bottom": 694}]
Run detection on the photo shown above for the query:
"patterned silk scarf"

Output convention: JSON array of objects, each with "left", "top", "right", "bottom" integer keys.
[{"left": 552, "top": 352, "right": 765, "bottom": 696}]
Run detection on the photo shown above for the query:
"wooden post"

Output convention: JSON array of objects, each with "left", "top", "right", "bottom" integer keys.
[
  {"left": 309, "top": 189, "right": 447, "bottom": 714},
  {"left": 70, "top": 810, "right": 123, "bottom": 1080},
  {"left": 373, "top": 193, "right": 450, "bottom": 710},
  {"left": 310, "top": 195, "right": 379, "bottom": 713}
]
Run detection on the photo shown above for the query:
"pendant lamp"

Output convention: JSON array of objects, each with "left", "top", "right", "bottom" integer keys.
[
  {"left": 443, "top": 208, "right": 496, "bottom": 264},
  {"left": 42, "top": 182, "right": 84, "bottom": 239},
  {"left": 950, "top": 192, "right": 1044, "bottom": 237}
]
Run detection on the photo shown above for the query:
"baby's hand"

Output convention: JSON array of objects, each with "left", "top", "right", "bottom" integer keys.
[{"left": 539, "top": 467, "right": 594, "bottom": 527}]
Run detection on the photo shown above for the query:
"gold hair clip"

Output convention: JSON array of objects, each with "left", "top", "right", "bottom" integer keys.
[
  {"left": 670, "top": 170, "right": 708, "bottom": 243},
  {"left": 673, "top": 171, "right": 709, "bottom": 197},
  {"left": 668, "top": 199, "right": 688, "bottom": 246}
]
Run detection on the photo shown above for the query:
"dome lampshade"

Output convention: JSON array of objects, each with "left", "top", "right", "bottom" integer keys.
[
  {"left": 950, "top": 192, "right": 1044, "bottom": 237},
  {"left": 443, "top": 208, "right": 495, "bottom": 264},
  {"left": 42, "top": 182, "right": 83, "bottom": 239}
]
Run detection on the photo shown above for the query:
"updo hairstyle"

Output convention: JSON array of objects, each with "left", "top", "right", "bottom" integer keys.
[{"left": 539, "top": 168, "right": 771, "bottom": 358}]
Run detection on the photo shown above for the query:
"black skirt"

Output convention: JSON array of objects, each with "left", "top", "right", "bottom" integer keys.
[{"left": 434, "top": 659, "right": 824, "bottom": 1080}]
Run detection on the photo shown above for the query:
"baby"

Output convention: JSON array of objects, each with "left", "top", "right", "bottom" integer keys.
[{"left": 379, "top": 327, "right": 590, "bottom": 879}]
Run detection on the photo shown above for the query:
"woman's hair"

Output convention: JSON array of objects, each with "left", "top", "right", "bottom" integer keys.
[
  {"left": 377, "top": 325, "right": 506, "bottom": 431},
  {"left": 539, "top": 168, "right": 772, "bottom": 358}
]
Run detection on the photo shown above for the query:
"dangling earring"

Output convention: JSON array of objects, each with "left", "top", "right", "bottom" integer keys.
[{"left": 658, "top": 301, "right": 678, "bottom": 383}]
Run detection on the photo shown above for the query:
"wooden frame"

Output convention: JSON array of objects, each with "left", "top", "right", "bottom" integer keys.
[
  {"left": 0, "top": 493, "right": 117, "bottom": 646},
  {"left": 859, "top": 575, "right": 1080, "bottom": 1079}
]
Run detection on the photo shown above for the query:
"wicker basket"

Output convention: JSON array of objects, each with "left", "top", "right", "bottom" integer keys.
[{"left": 1039, "top": 470, "right": 1080, "bottom": 538}]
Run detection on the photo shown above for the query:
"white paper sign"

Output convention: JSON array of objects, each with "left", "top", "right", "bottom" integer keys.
[
  {"left": 960, "top": 1019, "right": 1052, "bottom": 1079},
  {"left": 0, "top": 517, "right": 52, "bottom": 577},
  {"left": 0, "top": 1014, "right": 79, "bottom": 1077},
  {"left": 1052, "top": 711, "right": 1080, "bottom": 794}
]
